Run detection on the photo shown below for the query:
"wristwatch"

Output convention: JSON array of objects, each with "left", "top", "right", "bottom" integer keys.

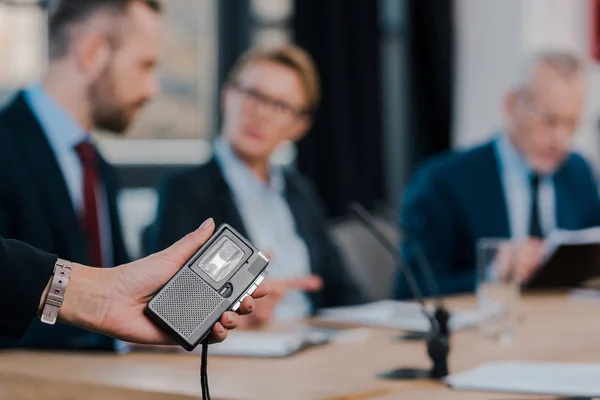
[{"left": 41, "top": 259, "right": 72, "bottom": 325}]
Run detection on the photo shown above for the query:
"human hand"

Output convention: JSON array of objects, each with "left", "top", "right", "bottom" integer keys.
[
  {"left": 514, "top": 238, "right": 544, "bottom": 284},
  {"left": 58, "top": 218, "right": 270, "bottom": 345},
  {"left": 239, "top": 275, "right": 322, "bottom": 328}
]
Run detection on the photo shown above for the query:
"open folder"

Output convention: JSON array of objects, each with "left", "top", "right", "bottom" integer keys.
[
  {"left": 526, "top": 227, "right": 600, "bottom": 289},
  {"left": 445, "top": 361, "right": 600, "bottom": 397}
]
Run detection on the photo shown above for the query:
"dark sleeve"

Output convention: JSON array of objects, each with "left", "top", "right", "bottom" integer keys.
[
  {"left": 146, "top": 176, "right": 208, "bottom": 254},
  {"left": 577, "top": 156, "right": 600, "bottom": 227},
  {"left": 396, "top": 168, "right": 474, "bottom": 299},
  {"left": 306, "top": 181, "right": 367, "bottom": 307},
  {"left": 0, "top": 236, "right": 57, "bottom": 339},
  {"left": 100, "top": 158, "right": 130, "bottom": 265},
  {"left": 0, "top": 203, "right": 9, "bottom": 237},
  {"left": 0, "top": 144, "right": 14, "bottom": 237}
]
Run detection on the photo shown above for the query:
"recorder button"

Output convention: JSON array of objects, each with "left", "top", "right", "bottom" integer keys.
[
  {"left": 254, "top": 275, "right": 265, "bottom": 286},
  {"left": 219, "top": 282, "right": 234, "bottom": 298},
  {"left": 247, "top": 284, "right": 258, "bottom": 295},
  {"left": 231, "top": 301, "right": 241, "bottom": 312}
]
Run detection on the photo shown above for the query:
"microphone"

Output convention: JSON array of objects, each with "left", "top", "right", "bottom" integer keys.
[
  {"left": 348, "top": 202, "right": 449, "bottom": 380},
  {"left": 374, "top": 201, "right": 451, "bottom": 338}
]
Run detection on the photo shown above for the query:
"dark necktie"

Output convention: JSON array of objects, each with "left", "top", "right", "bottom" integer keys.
[
  {"left": 75, "top": 141, "right": 104, "bottom": 267},
  {"left": 529, "top": 173, "right": 543, "bottom": 238}
]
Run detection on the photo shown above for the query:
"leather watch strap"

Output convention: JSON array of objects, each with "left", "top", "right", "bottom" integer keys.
[{"left": 41, "top": 259, "right": 72, "bottom": 325}]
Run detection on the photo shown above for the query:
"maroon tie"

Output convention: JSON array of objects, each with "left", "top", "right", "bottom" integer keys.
[{"left": 75, "top": 141, "right": 103, "bottom": 267}]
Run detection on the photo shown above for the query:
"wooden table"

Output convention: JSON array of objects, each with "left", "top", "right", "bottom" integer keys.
[{"left": 1, "top": 293, "right": 600, "bottom": 400}]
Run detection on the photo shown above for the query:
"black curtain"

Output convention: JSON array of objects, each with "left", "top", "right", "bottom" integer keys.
[
  {"left": 293, "top": 0, "right": 384, "bottom": 218},
  {"left": 217, "top": 0, "right": 251, "bottom": 120},
  {"left": 404, "top": 0, "right": 454, "bottom": 172}
]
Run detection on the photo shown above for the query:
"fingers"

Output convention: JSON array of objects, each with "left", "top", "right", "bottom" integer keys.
[
  {"left": 303, "top": 275, "right": 323, "bottom": 291},
  {"left": 207, "top": 322, "right": 227, "bottom": 344},
  {"left": 236, "top": 283, "right": 280, "bottom": 328},
  {"left": 522, "top": 239, "right": 544, "bottom": 261},
  {"left": 206, "top": 311, "right": 246, "bottom": 344},
  {"left": 520, "top": 251, "right": 540, "bottom": 267},
  {"left": 280, "top": 275, "right": 323, "bottom": 293},
  {"left": 207, "top": 310, "right": 252, "bottom": 344},
  {"left": 236, "top": 282, "right": 271, "bottom": 316},
  {"left": 516, "top": 266, "right": 533, "bottom": 284},
  {"left": 161, "top": 218, "right": 215, "bottom": 264},
  {"left": 251, "top": 282, "right": 270, "bottom": 299},
  {"left": 515, "top": 239, "right": 544, "bottom": 283},
  {"left": 220, "top": 311, "right": 239, "bottom": 329},
  {"left": 237, "top": 296, "right": 255, "bottom": 315},
  {"left": 245, "top": 296, "right": 276, "bottom": 327}
]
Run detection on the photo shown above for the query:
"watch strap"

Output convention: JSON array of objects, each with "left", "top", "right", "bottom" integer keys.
[{"left": 41, "top": 259, "right": 72, "bottom": 325}]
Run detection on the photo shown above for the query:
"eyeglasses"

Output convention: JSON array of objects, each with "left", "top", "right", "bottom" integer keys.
[
  {"left": 230, "top": 82, "right": 311, "bottom": 123},
  {"left": 518, "top": 91, "right": 579, "bottom": 133}
]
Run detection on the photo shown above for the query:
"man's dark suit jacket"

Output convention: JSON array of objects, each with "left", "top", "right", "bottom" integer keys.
[
  {"left": 0, "top": 92, "right": 129, "bottom": 349},
  {"left": 395, "top": 141, "right": 600, "bottom": 299},
  {"left": 145, "top": 158, "right": 365, "bottom": 311},
  {"left": 0, "top": 236, "right": 56, "bottom": 339}
]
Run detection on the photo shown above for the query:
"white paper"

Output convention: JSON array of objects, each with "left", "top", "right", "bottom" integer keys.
[
  {"left": 542, "top": 226, "right": 600, "bottom": 264},
  {"left": 184, "top": 328, "right": 333, "bottom": 358},
  {"left": 445, "top": 361, "right": 600, "bottom": 397},
  {"left": 569, "top": 288, "right": 600, "bottom": 302},
  {"left": 316, "top": 300, "right": 493, "bottom": 333}
]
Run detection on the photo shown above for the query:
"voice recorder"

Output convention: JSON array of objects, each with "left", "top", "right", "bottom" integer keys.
[{"left": 145, "top": 223, "right": 269, "bottom": 351}]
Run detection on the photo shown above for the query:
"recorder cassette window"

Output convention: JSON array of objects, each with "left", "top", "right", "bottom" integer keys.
[{"left": 197, "top": 237, "right": 244, "bottom": 282}]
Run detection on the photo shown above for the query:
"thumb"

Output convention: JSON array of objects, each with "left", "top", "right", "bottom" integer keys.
[{"left": 160, "top": 218, "right": 216, "bottom": 264}]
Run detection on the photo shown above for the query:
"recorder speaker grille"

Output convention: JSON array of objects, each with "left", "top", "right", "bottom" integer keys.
[{"left": 153, "top": 268, "right": 222, "bottom": 339}]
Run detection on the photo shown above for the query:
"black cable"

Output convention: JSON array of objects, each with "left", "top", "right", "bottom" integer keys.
[{"left": 201, "top": 339, "right": 211, "bottom": 400}]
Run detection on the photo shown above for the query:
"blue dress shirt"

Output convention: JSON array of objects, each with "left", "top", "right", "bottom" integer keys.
[
  {"left": 24, "top": 83, "right": 113, "bottom": 266},
  {"left": 214, "top": 138, "right": 313, "bottom": 321},
  {"left": 494, "top": 133, "right": 556, "bottom": 239}
]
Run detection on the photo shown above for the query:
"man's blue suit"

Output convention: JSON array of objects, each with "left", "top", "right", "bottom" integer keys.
[{"left": 395, "top": 140, "right": 600, "bottom": 299}]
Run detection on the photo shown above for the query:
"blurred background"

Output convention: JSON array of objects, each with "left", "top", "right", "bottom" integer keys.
[{"left": 1, "top": 0, "right": 599, "bottom": 261}]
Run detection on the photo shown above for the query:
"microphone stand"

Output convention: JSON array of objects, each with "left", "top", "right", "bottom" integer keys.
[
  {"left": 350, "top": 203, "right": 449, "bottom": 380},
  {"left": 374, "top": 201, "right": 451, "bottom": 341},
  {"left": 399, "top": 237, "right": 451, "bottom": 341}
]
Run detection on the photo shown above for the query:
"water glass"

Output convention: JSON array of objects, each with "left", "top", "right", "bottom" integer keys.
[{"left": 476, "top": 238, "right": 521, "bottom": 345}]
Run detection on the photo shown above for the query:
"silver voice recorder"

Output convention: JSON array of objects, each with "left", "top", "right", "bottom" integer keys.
[{"left": 145, "top": 224, "right": 269, "bottom": 351}]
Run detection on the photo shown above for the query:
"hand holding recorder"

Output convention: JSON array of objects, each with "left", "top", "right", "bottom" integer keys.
[
  {"left": 47, "top": 219, "right": 269, "bottom": 346},
  {"left": 144, "top": 220, "right": 271, "bottom": 350}
]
